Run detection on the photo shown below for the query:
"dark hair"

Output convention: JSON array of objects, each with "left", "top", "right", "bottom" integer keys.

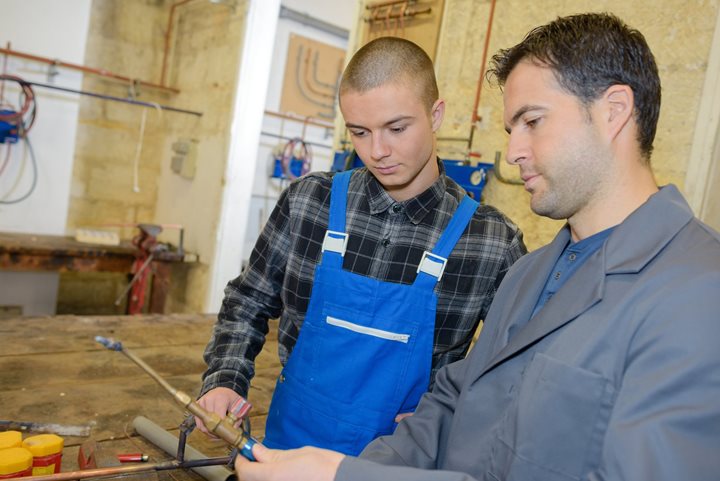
[
  {"left": 340, "top": 37, "right": 439, "bottom": 113},
  {"left": 487, "top": 13, "right": 661, "bottom": 159}
]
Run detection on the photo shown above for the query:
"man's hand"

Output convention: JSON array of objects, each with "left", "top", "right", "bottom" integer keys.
[
  {"left": 395, "top": 411, "right": 414, "bottom": 423},
  {"left": 195, "top": 387, "right": 241, "bottom": 436},
  {"left": 235, "top": 444, "right": 344, "bottom": 481}
]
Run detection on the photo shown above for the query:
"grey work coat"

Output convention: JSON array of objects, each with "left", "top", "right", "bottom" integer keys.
[{"left": 337, "top": 185, "right": 720, "bottom": 481}]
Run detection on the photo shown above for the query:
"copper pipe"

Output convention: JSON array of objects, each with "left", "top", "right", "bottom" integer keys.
[
  {"left": 264, "top": 110, "right": 334, "bottom": 129},
  {"left": 161, "top": 0, "right": 198, "bottom": 86},
  {"left": 364, "top": 6, "right": 431, "bottom": 23},
  {"left": 397, "top": 2, "right": 408, "bottom": 36},
  {"left": 20, "top": 457, "right": 232, "bottom": 481},
  {"left": 470, "top": 0, "right": 497, "bottom": 125},
  {"left": 0, "top": 47, "right": 179, "bottom": 94},
  {"left": 1, "top": 42, "right": 10, "bottom": 101},
  {"left": 366, "top": 0, "right": 416, "bottom": 9}
]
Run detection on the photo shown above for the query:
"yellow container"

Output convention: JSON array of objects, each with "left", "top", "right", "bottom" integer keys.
[
  {"left": 0, "top": 447, "right": 33, "bottom": 478},
  {"left": 22, "top": 434, "right": 64, "bottom": 475},
  {"left": 0, "top": 431, "right": 22, "bottom": 451}
]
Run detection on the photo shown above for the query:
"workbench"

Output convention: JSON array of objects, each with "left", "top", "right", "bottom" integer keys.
[
  {"left": 0, "top": 313, "right": 281, "bottom": 480},
  {"left": 0, "top": 232, "right": 187, "bottom": 313}
]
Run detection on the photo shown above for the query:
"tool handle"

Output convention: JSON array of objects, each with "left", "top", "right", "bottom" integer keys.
[
  {"left": 239, "top": 436, "right": 258, "bottom": 461},
  {"left": 228, "top": 397, "right": 252, "bottom": 421},
  {"left": 117, "top": 453, "right": 149, "bottom": 462}
]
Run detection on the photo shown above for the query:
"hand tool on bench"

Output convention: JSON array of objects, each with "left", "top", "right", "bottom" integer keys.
[{"left": 0, "top": 420, "right": 91, "bottom": 437}]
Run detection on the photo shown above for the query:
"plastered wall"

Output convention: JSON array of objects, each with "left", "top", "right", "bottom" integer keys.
[
  {"left": 61, "top": 0, "right": 249, "bottom": 314},
  {"left": 434, "top": 0, "right": 720, "bottom": 250}
]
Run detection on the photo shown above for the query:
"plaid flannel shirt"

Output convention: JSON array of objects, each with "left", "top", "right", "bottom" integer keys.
[{"left": 202, "top": 164, "right": 526, "bottom": 398}]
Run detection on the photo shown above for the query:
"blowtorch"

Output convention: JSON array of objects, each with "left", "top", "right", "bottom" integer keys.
[{"left": 95, "top": 335, "right": 260, "bottom": 461}]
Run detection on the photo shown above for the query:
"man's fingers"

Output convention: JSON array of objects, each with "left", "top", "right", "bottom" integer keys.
[{"left": 251, "top": 443, "right": 273, "bottom": 462}]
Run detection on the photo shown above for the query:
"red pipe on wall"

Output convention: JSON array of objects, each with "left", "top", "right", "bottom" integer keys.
[
  {"left": 0, "top": 47, "right": 179, "bottom": 94},
  {"left": 160, "top": 0, "right": 198, "bottom": 87},
  {"left": 470, "top": 0, "right": 497, "bottom": 124}
]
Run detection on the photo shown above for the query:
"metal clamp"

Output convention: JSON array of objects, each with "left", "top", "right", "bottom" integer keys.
[
  {"left": 417, "top": 251, "right": 447, "bottom": 280},
  {"left": 322, "top": 230, "right": 348, "bottom": 256}
]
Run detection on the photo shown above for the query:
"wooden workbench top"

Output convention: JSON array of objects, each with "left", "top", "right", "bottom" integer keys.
[
  {"left": 0, "top": 313, "right": 281, "bottom": 480},
  {"left": 0, "top": 231, "right": 185, "bottom": 266}
]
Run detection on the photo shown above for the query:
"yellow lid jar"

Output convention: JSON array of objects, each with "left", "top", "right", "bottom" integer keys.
[
  {"left": 0, "top": 447, "right": 33, "bottom": 478},
  {"left": 0, "top": 431, "right": 22, "bottom": 451},
  {"left": 22, "top": 434, "right": 64, "bottom": 475}
]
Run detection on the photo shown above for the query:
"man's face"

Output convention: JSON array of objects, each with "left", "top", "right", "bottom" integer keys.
[
  {"left": 340, "top": 80, "right": 443, "bottom": 202},
  {"left": 503, "top": 61, "right": 612, "bottom": 222}
]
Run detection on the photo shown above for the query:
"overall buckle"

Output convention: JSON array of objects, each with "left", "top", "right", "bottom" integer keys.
[
  {"left": 322, "top": 230, "right": 348, "bottom": 256},
  {"left": 417, "top": 251, "right": 447, "bottom": 280}
]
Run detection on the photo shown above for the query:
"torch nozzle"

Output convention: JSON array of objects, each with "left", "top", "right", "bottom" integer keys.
[{"left": 95, "top": 335, "right": 123, "bottom": 351}]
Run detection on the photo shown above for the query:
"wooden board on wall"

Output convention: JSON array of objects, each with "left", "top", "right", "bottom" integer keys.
[
  {"left": 280, "top": 33, "right": 346, "bottom": 121},
  {"left": 359, "top": 0, "right": 445, "bottom": 60}
]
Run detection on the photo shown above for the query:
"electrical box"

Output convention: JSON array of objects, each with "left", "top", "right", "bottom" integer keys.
[
  {"left": 170, "top": 138, "right": 198, "bottom": 179},
  {"left": 331, "top": 150, "right": 363, "bottom": 172},
  {"left": 442, "top": 160, "right": 493, "bottom": 201},
  {"left": 0, "top": 110, "right": 19, "bottom": 144}
]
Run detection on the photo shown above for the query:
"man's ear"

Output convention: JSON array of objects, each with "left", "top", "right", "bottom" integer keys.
[
  {"left": 603, "top": 84, "right": 634, "bottom": 141},
  {"left": 431, "top": 99, "right": 445, "bottom": 132}
]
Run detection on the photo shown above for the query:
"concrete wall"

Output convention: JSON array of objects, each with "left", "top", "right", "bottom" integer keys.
[
  {"left": 433, "top": 0, "right": 720, "bottom": 250},
  {"left": 62, "top": 0, "right": 249, "bottom": 314}
]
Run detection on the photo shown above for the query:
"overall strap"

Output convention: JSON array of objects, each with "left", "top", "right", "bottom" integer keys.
[
  {"left": 415, "top": 195, "right": 479, "bottom": 288},
  {"left": 320, "top": 170, "right": 354, "bottom": 268}
]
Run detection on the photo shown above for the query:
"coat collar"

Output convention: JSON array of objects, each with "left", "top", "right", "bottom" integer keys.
[
  {"left": 604, "top": 185, "right": 694, "bottom": 274},
  {"left": 478, "top": 185, "right": 693, "bottom": 375}
]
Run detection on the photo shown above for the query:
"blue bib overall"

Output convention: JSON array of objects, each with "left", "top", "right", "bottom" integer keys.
[{"left": 263, "top": 170, "right": 478, "bottom": 455}]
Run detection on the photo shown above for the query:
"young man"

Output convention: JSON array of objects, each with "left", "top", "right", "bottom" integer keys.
[
  {"left": 234, "top": 13, "right": 720, "bottom": 481},
  {"left": 197, "top": 37, "right": 526, "bottom": 455}
]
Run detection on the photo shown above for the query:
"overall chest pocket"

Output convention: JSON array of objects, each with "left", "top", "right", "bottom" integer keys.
[
  {"left": 309, "top": 303, "right": 419, "bottom": 407},
  {"left": 493, "top": 353, "right": 616, "bottom": 480}
]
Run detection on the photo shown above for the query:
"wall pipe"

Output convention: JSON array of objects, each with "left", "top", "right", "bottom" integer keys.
[
  {"left": 26, "top": 80, "right": 202, "bottom": 116},
  {"left": 264, "top": 110, "right": 334, "bottom": 130},
  {"left": 0, "top": 47, "right": 179, "bottom": 94},
  {"left": 260, "top": 130, "right": 332, "bottom": 150},
  {"left": 366, "top": 0, "right": 417, "bottom": 9},
  {"left": 161, "top": 0, "right": 198, "bottom": 87},
  {"left": 470, "top": 0, "right": 497, "bottom": 124},
  {"left": 467, "top": 0, "right": 497, "bottom": 153},
  {"left": 302, "top": 48, "right": 336, "bottom": 99},
  {"left": 365, "top": 6, "right": 431, "bottom": 23}
]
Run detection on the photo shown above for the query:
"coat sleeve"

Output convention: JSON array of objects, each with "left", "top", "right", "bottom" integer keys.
[
  {"left": 334, "top": 355, "right": 474, "bottom": 480},
  {"left": 588, "top": 267, "right": 720, "bottom": 481},
  {"left": 337, "top": 457, "right": 479, "bottom": 481}
]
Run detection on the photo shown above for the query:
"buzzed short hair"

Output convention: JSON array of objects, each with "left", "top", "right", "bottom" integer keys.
[{"left": 339, "top": 37, "right": 439, "bottom": 112}]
